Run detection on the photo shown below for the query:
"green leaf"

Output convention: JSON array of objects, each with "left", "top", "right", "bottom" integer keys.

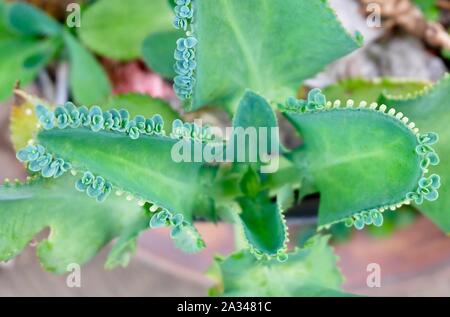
[
  {"left": 37, "top": 128, "right": 211, "bottom": 220},
  {"left": 104, "top": 93, "right": 179, "bottom": 127},
  {"left": 379, "top": 74, "right": 450, "bottom": 233},
  {"left": 412, "top": 0, "right": 440, "bottom": 21},
  {"left": 142, "top": 30, "right": 183, "bottom": 79},
  {"left": 321, "top": 78, "right": 429, "bottom": 105},
  {"left": 187, "top": 0, "right": 359, "bottom": 111},
  {"left": 209, "top": 235, "right": 352, "bottom": 297},
  {"left": 63, "top": 32, "right": 112, "bottom": 105},
  {"left": 231, "top": 91, "right": 278, "bottom": 167},
  {"left": 284, "top": 93, "right": 433, "bottom": 228},
  {"left": 237, "top": 193, "right": 288, "bottom": 258},
  {"left": 230, "top": 91, "right": 286, "bottom": 257},
  {"left": 7, "top": 2, "right": 62, "bottom": 36},
  {"left": 79, "top": 0, "right": 173, "bottom": 60},
  {"left": 0, "top": 175, "right": 148, "bottom": 273},
  {"left": 0, "top": 37, "right": 58, "bottom": 101}
]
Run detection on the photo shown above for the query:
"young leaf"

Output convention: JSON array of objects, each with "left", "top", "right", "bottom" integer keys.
[
  {"left": 379, "top": 74, "right": 450, "bottom": 233},
  {"left": 142, "top": 30, "right": 184, "bottom": 79},
  {"left": 229, "top": 91, "right": 286, "bottom": 257},
  {"left": 284, "top": 91, "right": 438, "bottom": 228},
  {"left": 237, "top": 193, "right": 288, "bottom": 259},
  {"left": 63, "top": 32, "right": 112, "bottom": 105},
  {"left": 0, "top": 37, "right": 57, "bottom": 101},
  {"left": 208, "top": 235, "right": 352, "bottom": 297},
  {"left": 7, "top": 1, "right": 62, "bottom": 36},
  {"left": 239, "top": 167, "right": 261, "bottom": 199},
  {"left": 0, "top": 175, "right": 148, "bottom": 273},
  {"left": 79, "top": 0, "right": 173, "bottom": 60},
  {"left": 231, "top": 91, "right": 278, "bottom": 167},
  {"left": 184, "top": 0, "right": 360, "bottom": 111}
]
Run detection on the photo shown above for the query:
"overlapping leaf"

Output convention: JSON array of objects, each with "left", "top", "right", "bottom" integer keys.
[
  {"left": 0, "top": 175, "right": 148, "bottom": 273},
  {"left": 38, "top": 128, "right": 211, "bottom": 220},
  {"left": 142, "top": 30, "right": 184, "bottom": 79},
  {"left": 285, "top": 91, "right": 431, "bottom": 228},
  {"left": 6, "top": 1, "right": 62, "bottom": 36},
  {"left": 188, "top": 0, "right": 360, "bottom": 111},
  {"left": 231, "top": 92, "right": 287, "bottom": 258},
  {"left": 64, "top": 32, "right": 112, "bottom": 105},
  {"left": 379, "top": 74, "right": 450, "bottom": 232},
  {"left": 209, "top": 235, "right": 352, "bottom": 297},
  {"left": 79, "top": 0, "right": 173, "bottom": 60}
]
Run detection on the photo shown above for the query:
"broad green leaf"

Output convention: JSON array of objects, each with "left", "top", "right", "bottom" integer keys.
[
  {"left": 0, "top": 175, "right": 148, "bottom": 273},
  {"left": 321, "top": 78, "right": 429, "bottom": 105},
  {"left": 79, "top": 0, "right": 173, "bottom": 60},
  {"left": 379, "top": 74, "right": 450, "bottom": 233},
  {"left": 37, "top": 128, "right": 211, "bottom": 220},
  {"left": 285, "top": 95, "right": 431, "bottom": 228},
  {"left": 209, "top": 235, "right": 352, "bottom": 297},
  {"left": 0, "top": 37, "right": 58, "bottom": 101},
  {"left": 7, "top": 2, "right": 62, "bottom": 36},
  {"left": 142, "top": 30, "right": 183, "bottom": 79},
  {"left": 188, "top": 0, "right": 359, "bottom": 111},
  {"left": 105, "top": 93, "right": 179, "bottom": 126},
  {"left": 63, "top": 32, "right": 112, "bottom": 105}
]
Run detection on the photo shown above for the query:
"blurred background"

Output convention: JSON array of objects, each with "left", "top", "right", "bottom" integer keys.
[{"left": 1, "top": 0, "right": 450, "bottom": 296}]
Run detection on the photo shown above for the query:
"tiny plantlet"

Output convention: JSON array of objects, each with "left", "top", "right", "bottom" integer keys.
[{"left": 0, "top": 0, "right": 448, "bottom": 297}]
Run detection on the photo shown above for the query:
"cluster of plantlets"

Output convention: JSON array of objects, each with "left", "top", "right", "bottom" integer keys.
[{"left": 0, "top": 0, "right": 449, "bottom": 296}]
